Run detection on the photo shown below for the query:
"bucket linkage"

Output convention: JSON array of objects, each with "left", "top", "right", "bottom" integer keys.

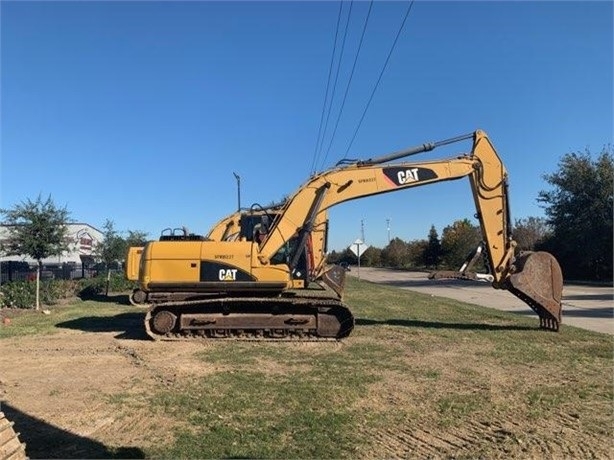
[{"left": 430, "top": 245, "right": 563, "bottom": 331}]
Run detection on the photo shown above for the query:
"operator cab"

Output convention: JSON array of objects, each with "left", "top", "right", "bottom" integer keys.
[
  {"left": 239, "top": 212, "right": 277, "bottom": 242},
  {"left": 159, "top": 227, "right": 205, "bottom": 241}
]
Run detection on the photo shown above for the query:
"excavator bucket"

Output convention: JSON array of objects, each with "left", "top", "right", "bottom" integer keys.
[
  {"left": 506, "top": 251, "right": 563, "bottom": 331},
  {"left": 320, "top": 264, "right": 348, "bottom": 298}
]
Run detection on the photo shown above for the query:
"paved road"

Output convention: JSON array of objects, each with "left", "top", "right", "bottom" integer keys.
[{"left": 348, "top": 267, "right": 613, "bottom": 335}]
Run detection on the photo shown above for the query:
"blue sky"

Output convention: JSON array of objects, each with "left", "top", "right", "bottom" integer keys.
[{"left": 1, "top": 1, "right": 612, "bottom": 251}]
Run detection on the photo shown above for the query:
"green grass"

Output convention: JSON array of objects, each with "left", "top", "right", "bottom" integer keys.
[
  {"left": 2, "top": 278, "right": 612, "bottom": 459},
  {"left": 0, "top": 299, "right": 143, "bottom": 339},
  {"left": 151, "top": 370, "right": 364, "bottom": 459},
  {"left": 147, "top": 339, "right": 396, "bottom": 458}
]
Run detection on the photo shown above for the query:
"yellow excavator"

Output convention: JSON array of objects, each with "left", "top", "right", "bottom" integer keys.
[
  {"left": 135, "top": 130, "right": 563, "bottom": 340},
  {"left": 126, "top": 207, "right": 330, "bottom": 305}
]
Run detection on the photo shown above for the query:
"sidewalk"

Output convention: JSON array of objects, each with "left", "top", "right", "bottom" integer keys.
[{"left": 348, "top": 267, "right": 613, "bottom": 335}]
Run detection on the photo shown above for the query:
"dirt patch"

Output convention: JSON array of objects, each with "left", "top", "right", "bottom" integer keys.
[
  {"left": 350, "top": 335, "right": 612, "bottom": 459},
  {"left": 0, "top": 326, "right": 213, "bottom": 458}
]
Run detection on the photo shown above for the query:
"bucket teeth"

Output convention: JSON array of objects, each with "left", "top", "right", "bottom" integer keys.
[
  {"left": 506, "top": 251, "right": 563, "bottom": 331},
  {"left": 540, "top": 316, "right": 560, "bottom": 332}
]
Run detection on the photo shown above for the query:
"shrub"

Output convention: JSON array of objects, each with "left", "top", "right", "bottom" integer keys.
[
  {"left": 0, "top": 274, "right": 136, "bottom": 308},
  {"left": 77, "top": 274, "right": 137, "bottom": 299},
  {"left": 40, "top": 280, "right": 81, "bottom": 305},
  {"left": 107, "top": 273, "right": 137, "bottom": 292},
  {"left": 77, "top": 277, "right": 106, "bottom": 299},
  {"left": 0, "top": 281, "right": 36, "bottom": 308}
]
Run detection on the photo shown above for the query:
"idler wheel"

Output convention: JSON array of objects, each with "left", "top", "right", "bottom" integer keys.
[
  {"left": 130, "top": 289, "right": 148, "bottom": 305},
  {"left": 152, "top": 310, "right": 177, "bottom": 334}
]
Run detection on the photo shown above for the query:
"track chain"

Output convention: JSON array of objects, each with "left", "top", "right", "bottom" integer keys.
[
  {"left": 0, "top": 412, "right": 27, "bottom": 460},
  {"left": 144, "top": 295, "right": 354, "bottom": 342}
]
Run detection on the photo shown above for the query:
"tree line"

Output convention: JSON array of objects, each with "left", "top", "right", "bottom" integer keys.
[{"left": 327, "top": 216, "right": 551, "bottom": 271}]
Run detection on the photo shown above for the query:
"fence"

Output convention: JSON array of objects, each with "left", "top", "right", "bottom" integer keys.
[{"left": 0, "top": 261, "right": 98, "bottom": 284}]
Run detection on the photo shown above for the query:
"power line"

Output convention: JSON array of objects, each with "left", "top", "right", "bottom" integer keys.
[
  {"left": 319, "top": 0, "right": 374, "bottom": 171},
  {"left": 343, "top": 0, "right": 416, "bottom": 157},
  {"left": 310, "top": 1, "right": 344, "bottom": 175},
  {"left": 314, "top": 0, "right": 354, "bottom": 171}
]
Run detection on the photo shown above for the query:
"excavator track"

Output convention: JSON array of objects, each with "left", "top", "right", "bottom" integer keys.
[
  {"left": 0, "top": 412, "right": 26, "bottom": 460},
  {"left": 144, "top": 293, "right": 354, "bottom": 341}
]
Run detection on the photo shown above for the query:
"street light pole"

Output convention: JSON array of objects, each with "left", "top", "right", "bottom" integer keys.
[{"left": 233, "top": 172, "right": 241, "bottom": 212}]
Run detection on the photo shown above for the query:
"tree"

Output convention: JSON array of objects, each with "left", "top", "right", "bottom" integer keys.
[
  {"left": 440, "top": 219, "right": 481, "bottom": 269},
  {"left": 95, "top": 220, "right": 127, "bottom": 295},
  {"left": 361, "top": 246, "right": 382, "bottom": 267},
  {"left": 338, "top": 248, "right": 357, "bottom": 266},
  {"left": 512, "top": 217, "right": 551, "bottom": 252},
  {"left": 538, "top": 147, "right": 613, "bottom": 280},
  {"left": 422, "top": 225, "right": 442, "bottom": 269},
  {"left": 381, "top": 237, "right": 409, "bottom": 268},
  {"left": 326, "top": 250, "right": 342, "bottom": 265},
  {"left": 125, "top": 230, "right": 149, "bottom": 248},
  {"left": 0, "top": 195, "right": 70, "bottom": 310},
  {"left": 406, "top": 239, "right": 428, "bottom": 269}
]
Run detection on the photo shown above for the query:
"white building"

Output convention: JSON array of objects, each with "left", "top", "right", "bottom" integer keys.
[{"left": 0, "top": 223, "right": 103, "bottom": 267}]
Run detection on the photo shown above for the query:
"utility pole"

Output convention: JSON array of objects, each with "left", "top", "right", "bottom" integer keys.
[
  {"left": 356, "top": 240, "right": 362, "bottom": 280},
  {"left": 361, "top": 219, "right": 365, "bottom": 243},
  {"left": 386, "top": 218, "right": 391, "bottom": 243},
  {"left": 233, "top": 172, "right": 241, "bottom": 212},
  {"left": 359, "top": 219, "right": 365, "bottom": 279}
]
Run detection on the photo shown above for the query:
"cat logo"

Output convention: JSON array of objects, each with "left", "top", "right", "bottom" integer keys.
[
  {"left": 397, "top": 168, "right": 420, "bottom": 184},
  {"left": 383, "top": 166, "right": 437, "bottom": 186},
  {"left": 219, "top": 268, "right": 238, "bottom": 281}
]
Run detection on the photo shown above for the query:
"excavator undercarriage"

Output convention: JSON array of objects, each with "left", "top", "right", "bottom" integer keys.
[{"left": 144, "top": 284, "right": 354, "bottom": 341}]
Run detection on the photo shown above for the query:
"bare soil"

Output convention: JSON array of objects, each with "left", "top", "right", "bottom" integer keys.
[{"left": 0, "top": 313, "right": 214, "bottom": 458}]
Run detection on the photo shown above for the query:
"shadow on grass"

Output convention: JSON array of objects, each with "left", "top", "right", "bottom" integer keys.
[
  {"left": 356, "top": 317, "right": 538, "bottom": 331},
  {"left": 1, "top": 403, "right": 145, "bottom": 459},
  {"left": 55, "top": 312, "right": 149, "bottom": 340},
  {"left": 78, "top": 293, "right": 132, "bottom": 305},
  {"left": 373, "top": 279, "right": 486, "bottom": 289}
]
